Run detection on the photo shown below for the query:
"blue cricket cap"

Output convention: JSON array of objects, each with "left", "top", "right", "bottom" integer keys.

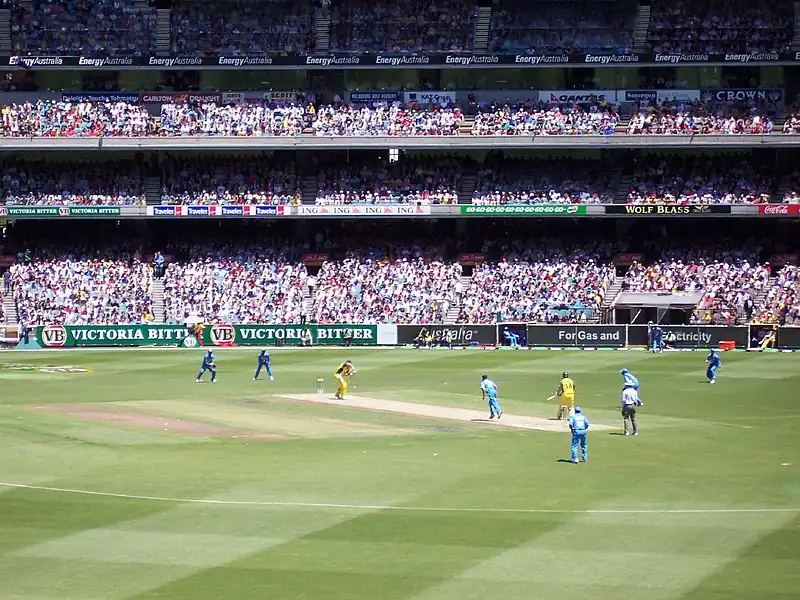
[
  {"left": 575, "top": 406, "right": 582, "bottom": 413},
  {"left": 481, "top": 374, "right": 488, "bottom": 380},
  {"left": 620, "top": 368, "right": 628, "bottom": 374}
]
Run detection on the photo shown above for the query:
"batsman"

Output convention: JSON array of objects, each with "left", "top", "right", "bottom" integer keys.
[
  {"left": 549, "top": 371, "right": 576, "bottom": 420},
  {"left": 333, "top": 360, "right": 356, "bottom": 400}
]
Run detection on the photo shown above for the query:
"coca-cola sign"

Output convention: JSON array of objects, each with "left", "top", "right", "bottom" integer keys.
[{"left": 759, "top": 204, "right": 800, "bottom": 215}]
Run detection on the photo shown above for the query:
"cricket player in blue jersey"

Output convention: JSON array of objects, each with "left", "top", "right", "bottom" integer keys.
[
  {"left": 196, "top": 350, "right": 216, "bottom": 383},
  {"left": 253, "top": 349, "right": 273, "bottom": 381},
  {"left": 568, "top": 406, "right": 590, "bottom": 463},
  {"left": 649, "top": 322, "right": 663, "bottom": 353},
  {"left": 706, "top": 349, "right": 721, "bottom": 384},
  {"left": 502, "top": 327, "right": 520, "bottom": 348},
  {"left": 480, "top": 375, "right": 502, "bottom": 419},
  {"left": 620, "top": 368, "right": 640, "bottom": 391}
]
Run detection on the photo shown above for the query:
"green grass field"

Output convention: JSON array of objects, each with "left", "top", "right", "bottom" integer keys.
[{"left": 0, "top": 347, "right": 798, "bottom": 600}]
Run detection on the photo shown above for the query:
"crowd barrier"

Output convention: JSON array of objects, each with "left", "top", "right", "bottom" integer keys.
[{"left": 28, "top": 323, "right": 800, "bottom": 350}]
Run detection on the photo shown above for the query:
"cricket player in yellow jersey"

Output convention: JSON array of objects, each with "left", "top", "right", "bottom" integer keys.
[
  {"left": 551, "top": 371, "right": 576, "bottom": 420},
  {"left": 334, "top": 360, "right": 356, "bottom": 400}
]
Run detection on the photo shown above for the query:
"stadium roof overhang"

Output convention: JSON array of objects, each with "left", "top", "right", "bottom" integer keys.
[{"left": 613, "top": 292, "right": 705, "bottom": 308}]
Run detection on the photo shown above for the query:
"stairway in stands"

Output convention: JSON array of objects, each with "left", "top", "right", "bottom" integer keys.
[
  {"left": 632, "top": 4, "right": 651, "bottom": 52},
  {"left": 152, "top": 278, "right": 165, "bottom": 324},
  {"left": 146, "top": 176, "right": 161, "bottom": 204},
  {"left": 458, "top": 172, "right": 477, "bottom": 204},
  {"left": 599, "top": 276, "right": 625, "bottom": 321},
  {"left": 0, "top": 8, "right": 11, "bottom": 55},
  {"left": 314, "top": 5, "right": 331, "bottom": 53},
  {"left": 2, "top": 292, "right": 18, "bottom": 326},
  {"left": 472, "top": 6, "right": 492, "bottom": 53},
  {"left": 616, "top": 174, "right": 632, "bottom": 204},
  {"left": 302, "top": 175, "right": 318, "bottom": 204},
  {"left": 155, "top": 9, "right": 172, "bottom": 56},
  {"left": 445, "top": 275, "right": 471, "bottom": 324}
]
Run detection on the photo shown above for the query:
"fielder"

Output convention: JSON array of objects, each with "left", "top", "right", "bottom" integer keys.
[
  {"left": 480, "top": 374, "right": 502, "bottom": 419},
  {"left": 568, "top": 406, "right": 589, "bottom": 463},
  {"left": 253, "top": 349, "right": 273, "bottom": 381},
  {"left": 621, "top": 385, "right": 642, "bottom": 436},
  {"left": 195, "top": 350, "right": 216, "bottom": 383},
  {"left": 334, "top": 360, "right": 356, "bottom": 400},
  {"left": 550, "top": 372, "right": 575, "bottom": 420},
  {"left": 706, "top": 348, "right": 721, "bottom": 384}
]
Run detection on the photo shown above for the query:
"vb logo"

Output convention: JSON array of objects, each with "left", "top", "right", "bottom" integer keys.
[
  {"left": 41, "top": 325, "right": 68, "bottom": 347},
  {"left": 209, "top": 324, "right": 235, "bottom": 346}
]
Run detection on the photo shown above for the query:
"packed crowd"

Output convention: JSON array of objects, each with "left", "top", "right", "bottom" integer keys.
[
  {"left": 171, "top": 0, "right": 312, "bottom": 55},
  {"left": 311, "top": 257, "right": 462, "bottom": 324},
  {"left": 489, "top": 0, "right": 634, "bottom": 54},
  {"left": 0, "top": 100, "right": 151, "bottom": 137},
  {"left": 315, "top": 156, "right": 461, "bottom": 204},
  {"left": 754, "top": 266, "right": 799, "bottom": 326},
  {"left": 623, "top": 251, "right": 771, "bottom": 321},
  {"left": 10, "top": 257, "right": 154, "bottom": 325},
  {"left": 626, "top": 106, "right": 774, "bottom": 135},
  {"left": 472, "top": 105, "right": 619, "bottom": 136},
  {"left": 163, "top": 249, "right": 307, "bottom": 324},
  {"left": 12, "top": 0, "right": 156, "bottom": 56},
  {"left": 1, "top": 159, "right": 146, "bottom": 206},
  {"left": 646, "top": 0, "right": 793, "bottom": 54},
  {"left": 160, "top": 155, "right": 301, "bottom": 205},
  {"left": 158, "top": 101, "right": 309, "bottom": 136},
  {"left": 472, "top": 158, "right": 617, "bottom": 204},
  {"left": 312, "top": 104, "right": 464, "bottom": 136},
  {"left": 782, "top": 172, "right": 800, "bottom": 203},
  {"left": 329, "top": 0, "right": 475, "bottom": 53},
  {"left": 626, "top": 155, "right": 773, "bottom": 204},
  {"left": 459, "top": 247, "right": 614, "bottom": 323},
  {"left": 782, "top": 112, "right": 800, "bottom": 134}
]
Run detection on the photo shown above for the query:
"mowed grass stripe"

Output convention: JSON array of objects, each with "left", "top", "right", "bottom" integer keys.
[{"left": 408, "top": 510, "right": 796, "bottom": 600}]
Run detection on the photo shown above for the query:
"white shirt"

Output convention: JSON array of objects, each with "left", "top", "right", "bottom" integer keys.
[{"left": 621, "top": 387, "right": 640, "bottom": 408}]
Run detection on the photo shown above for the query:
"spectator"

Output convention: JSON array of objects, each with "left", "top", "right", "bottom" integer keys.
[
  {"left": 171, "top": 0, "right": 312, "bottom": 55},
  {"left": 489, "top": 0, "right": 634, "bottom": 54},
  {"left": 10, "top": 256, "right": 153, "bottom": 325},
  {"left": 627, "top": 155, "right": 773, "bottom": 204},
  {"left": 12, "top": 0, "right": 156, "bottom": 56},
  {"left": 312, "top": 257, "right": 462, "bottom": 324},
  {"left": 1, "top": 159, "right": 146, "bottom": 205},
  {"left": 330, "top": 0, "right": 474, "bottom": 53},
  {"left": 160, "top": 155, "right": 301, "bottom": 204},
  {"left": 163, "top": 249, "right": 307, "bottom": 324},
  {"left": 472, "top": 103, "right": 618, "bottom": 136},
  {"left": 472, "top": 157, "right": 616, "bottom": 204}
]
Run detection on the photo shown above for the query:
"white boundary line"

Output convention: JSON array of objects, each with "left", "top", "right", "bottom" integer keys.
[{"left": 1, "top": 481, "right": 797, "bottom": 515}]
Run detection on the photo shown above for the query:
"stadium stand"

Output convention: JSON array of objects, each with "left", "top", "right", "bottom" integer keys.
[
  {"left": 163, "top": 248, "right": 308, "bottom": 324},
  {"left": 471, "top": 104, "right": 619, "bottom": 136},
  {"left": 0, "top": 100, "right": 152, "bottom": 137},
  {"left": 626, "top": 105, "right": 774, "bottom": 135},
  {"left": 472, "top": 157, "right": 617, "bottom": 205},
  {"left": 170, "top": 0, "right": 313, "bottom": 55},
  {"left": 755, "top": 266, "right": 799, "bottom": 326},
  {"left": 12, "top": 0, "right": 156, "bottom": 56},
  {"left": 312, "top": 104, "right": 464, "bottom": 136},
  {"left": 488, "top": 0, "right": 635, "bottom": 54},
  {"left": 329, "top": 0, "right": 475, "bottom": 53},
  {"left": 626, "top": 154, "right": 773, "bottom": 204},
  {"left": 10, "top": 256, "right": 154, "bottom": 325},
  {"left": 646, "top": 0, "right": 793, "bottom": 54},
  {"left": 159, "top": 155, "right": 301, "bottom": 205},
  {"left": 0, "top": 158, "right": 147, "bottom": 206}
]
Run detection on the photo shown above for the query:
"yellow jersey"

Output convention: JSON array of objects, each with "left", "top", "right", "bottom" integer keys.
[
  {"left": 559, "top": 377, "right": 575, "bottom": 398},
  {"left": 335, "top": 362, "right": 354, "bottom": 377}
]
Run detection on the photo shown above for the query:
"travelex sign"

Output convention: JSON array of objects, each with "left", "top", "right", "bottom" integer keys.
[
  {"left": 147, "top": 205, "right": 286, "bottom": 217},
  {"left": 461, "top": 205, "right": 587, "bottom": 216},
  {"left": 202, "top": 324, "right": 377, "bottom": 346},
  {"left": 7, "top": 53, "right": 800, "bottom": 70}
]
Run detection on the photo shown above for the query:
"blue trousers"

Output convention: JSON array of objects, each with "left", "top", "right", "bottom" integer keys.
[
  {"left": 707, "top": 366, "right": 717, "bottom": 382},
  {"left": 196, "top": 366, "right": 216, "bottom": 381},
  {"left": 254, "top": 363, "right": 273, "bottom": 379},
  {"left": 506, "top": 334, "right": 519, "bottom": 346},
  {"left": 488, "top": 396, "right": 502, "bottom": 417},
  {"left": 571, "top": 433, "right": 587, "bottom": 462}
]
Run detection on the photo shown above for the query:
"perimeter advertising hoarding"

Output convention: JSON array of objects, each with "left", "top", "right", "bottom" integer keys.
[
  {"left": 202, "top": 324, "right": 378, "bottom": 346},
  {"left": 396, "top": 325, "right": 497, "bottom": 346},
  {"left": 605, "top": 205, "right": 732, "bottom": 216},
  {"left": 37, "top": 325, "right": 190, "bottom": 347},
  {"left": 627, "top": 325, "right": 748, "bottom": 349},
  {"left": 526, "top": 325, "right": 626, "bottom": 347}
]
